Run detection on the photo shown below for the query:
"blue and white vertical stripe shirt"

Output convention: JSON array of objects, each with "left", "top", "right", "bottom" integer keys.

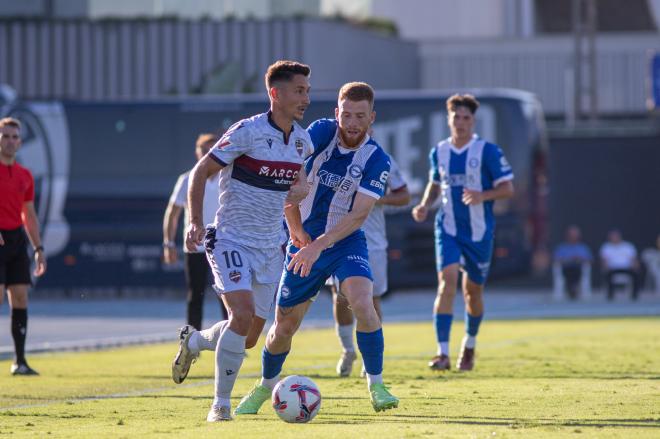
[
  {"left": 430, "top": 134, "right": 513, "bottom": 242},
  {"left": 301, "top": 119, "right": 391, "bottom": 244}
]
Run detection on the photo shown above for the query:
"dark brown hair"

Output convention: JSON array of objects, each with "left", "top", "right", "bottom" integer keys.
[
  {"left": 265, "top": 60, "right": 311, "bottom": 89},
  {"left": 338, "top": 82, "right": 374, "bottom": 107},
  {"left": 195, "top": 133, "right": 218, "bottom": 149},
  {"left": 446, "top": 94, "right": 479, "bottom": 114}
]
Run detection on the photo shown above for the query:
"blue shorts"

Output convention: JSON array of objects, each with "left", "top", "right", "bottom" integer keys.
[
  {"left": 435, "top": 230, "right": 493, "bottom": 285},
  {"left": 278, "top": 236, "right": 372, "bottom": 308}
]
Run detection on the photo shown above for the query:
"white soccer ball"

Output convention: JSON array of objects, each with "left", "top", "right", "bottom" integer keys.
[{"left": 272, "top": 375, "right": 322, "bottom": 423}]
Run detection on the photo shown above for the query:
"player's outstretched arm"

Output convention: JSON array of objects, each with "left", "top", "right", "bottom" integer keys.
[
  {"left": 412, "top": 181, "right": 440, "bottom": 222},
  {"left": 22, "top": 201, "right": 46, "bottom": 277},
  {"left": 288, "top": 193, "right": 377, "bottom": 277},
  {"left": 162, "top": 203, "right": 182, "bottom": 264},
  {"left": 285, "top": 167, "right": 310, "bottom": 208},
  {"left": 186, "top": 155, "right": 223, "bottom": 251},
  {"left": 378, "top": 186, "right": 411, "bottom": 207},
  {"left": 462, "top": 180, "right": 514, "bottom": 206},
  {"left": 284, "top": 204, "right": 311, "bottom": 249}
]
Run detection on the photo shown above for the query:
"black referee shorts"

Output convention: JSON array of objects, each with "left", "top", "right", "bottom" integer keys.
[{"left": 0, "top": 227, "right": 32, "bottom": 286}]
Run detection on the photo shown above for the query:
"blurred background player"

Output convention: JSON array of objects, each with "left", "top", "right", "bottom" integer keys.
[
  {"left": 412, "top": 94, "right": 514, "bottom": 372},
  {"left": 552, "top": 225, "right": 593, "bottom": 301},
  {"left": 600, "top": 229, "right": 640, "bottom": 301},
  {"left": 170, "top": 60, "right": 313, "bottom": 422},
  {"left": 333, "top": 153, "right": 410, "bottom": 377},
  {"left": 163, "top": 133, "right": 228, "bottom": 329},
  {"left": 234, "top": 82, "right": 399, "bottom": 415},
  {"left": 0, "top": 117, "right": 47, "bottom": 376}
]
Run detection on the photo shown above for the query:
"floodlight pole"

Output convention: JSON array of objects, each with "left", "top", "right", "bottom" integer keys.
[
  {"left": 572, "top": 0, "right": 598, "bottom": 122},
  {"left": 572, "top": 0, "right": 583, "bottom": 121}
]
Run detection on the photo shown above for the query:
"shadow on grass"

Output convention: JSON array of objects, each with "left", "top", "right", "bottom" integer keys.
[
  {"left": 387, "top": 373, "right": 660, "bottom": 381},
  {"left": 438, "top": 415, "right": 660, "bottom": 429},
  {"left": 314, "top": 413, "right": 660, "bottom": 428}
]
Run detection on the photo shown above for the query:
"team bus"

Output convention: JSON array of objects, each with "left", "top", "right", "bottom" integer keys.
[{"left": 0, "top": 86, "right": 548, "bottom": 293}]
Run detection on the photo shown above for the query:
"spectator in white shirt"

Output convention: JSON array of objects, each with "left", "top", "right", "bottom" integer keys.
[{"left": 599, "top": 230, "right": 639, "bottom": 301}]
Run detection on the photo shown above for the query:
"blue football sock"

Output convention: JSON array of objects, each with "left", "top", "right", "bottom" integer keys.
[
  {"left": 465, "top": 311, "right": 483, "bottom": 337},
  {"left": 356, "top": 328, "right": 384, "bottom": 375},
  {"left": 434, "top": 313, "right": 453, "bottom": 343},
  {"left": 262, "top": 348, "right": 289, "bottom": 380}
]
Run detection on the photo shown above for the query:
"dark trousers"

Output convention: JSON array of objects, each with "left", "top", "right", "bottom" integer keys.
[
  {"left": 184, "top": 252, "right": 227, "bottom": 329},
  {"left": 606, "top": 269, "right": 640, "bottom": 301},
  {"left": 561, "top": 264, "right": 582, "bottom": 300}
]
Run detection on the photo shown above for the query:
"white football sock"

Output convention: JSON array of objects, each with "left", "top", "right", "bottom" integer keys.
[
  {"left": 212, "top": 397, "right": 231, "bottom": 408},
  {"left": 437, "top": 341, "right": 449, "bottom": 356},
  {"left": 214, "top": 328, "right": 246, "bottom": 407},
  {"left": 463, "top": 335, "right": 476, "bottom": 349},
  {"left": 336, "top": 323, "right": 355, "bottom": 353},
  {"left": 189, "top": 320, "right": 227, "bottom": 353},
  {"left": 261, "top": 375, "right": 280, "bottom": 390},
  {"left": 366, "top": 372, "right": 383, "bottom": 387}
]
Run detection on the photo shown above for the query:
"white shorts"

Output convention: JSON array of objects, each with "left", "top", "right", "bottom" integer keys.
[
  {"left": 325, "top": 248, "right": 388, "bottom": 297},
  {"left": 369, "top": 249, "right": 388, "bottom": 296},
  {"left": 205, "top": 233, "right": 284, "bottom": 320}
]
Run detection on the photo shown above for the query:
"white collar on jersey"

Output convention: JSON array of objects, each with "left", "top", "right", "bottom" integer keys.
[
  {"left": 447, "top": 134, "right": 479, "bottom": 154},
  {"left": 336, "top": 133, "right": 371, "bottom": 154}
]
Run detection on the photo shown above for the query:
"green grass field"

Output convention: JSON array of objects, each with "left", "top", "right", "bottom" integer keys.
[{"left": 1, "top": 318, "right": 659, "bottom": 438}]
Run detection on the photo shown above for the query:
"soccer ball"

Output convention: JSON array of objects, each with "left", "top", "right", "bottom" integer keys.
[{"left": 272, "top": 375, "right": 322, "bottom": 423}]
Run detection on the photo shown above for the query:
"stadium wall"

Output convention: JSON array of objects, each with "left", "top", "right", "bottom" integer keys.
[
  {"left": 548, "top": 125, "right": 660, "bottom": 266},
  {"left": 419, "top": 33, "right": 660, "bottom": 115},
  {"left": 0, "top": 17, "right": 418, "bottom": 100}
]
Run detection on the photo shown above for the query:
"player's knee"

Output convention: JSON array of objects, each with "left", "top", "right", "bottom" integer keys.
[
  {"left": 229, "top": 309, "right": 255, "bottom": 334},
  {"left": 245, "top": 333, "right": 259, "bottom": 349},
  {"left": 348, "top": 295, "right": 376, "bottom": 320},
  {"left": 273, "top": 318, "right": 298, "bottom": 340},
  {"left": 437, "top": 283, "right": 457, "bottom": 300}
]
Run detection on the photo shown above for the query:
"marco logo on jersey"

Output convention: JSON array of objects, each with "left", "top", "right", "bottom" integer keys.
[
  {"left": 318, "top": 170, "right": 354, "bottom": 192},
  {"left": 259, "top": 166, "right": 299, "bottom": 184}
]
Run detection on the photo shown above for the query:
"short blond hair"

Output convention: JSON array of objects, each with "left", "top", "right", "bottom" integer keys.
[
  {"left": 338, "top": 82, "right": 374, "bottom": 107},
  {"left": 0, "top": 117, "right": 21, "bottom": 130}
]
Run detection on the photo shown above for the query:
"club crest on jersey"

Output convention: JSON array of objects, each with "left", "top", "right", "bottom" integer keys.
[
  {"left": 229, "top": 270, "right": 242, "bottom": 283},
  {"left": 295, "top": 139, "right": 305, "bottom": 156},
  {"left": 348, "top": 164, "right": 363, "bottom": 178},
  {"left": 468, "top": 158, "right": 480, "bottom": 168}
]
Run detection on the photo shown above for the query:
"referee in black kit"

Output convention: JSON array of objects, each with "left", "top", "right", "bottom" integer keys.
[{"left": 0, "top": 117, "right": 47, "bottom": 375}]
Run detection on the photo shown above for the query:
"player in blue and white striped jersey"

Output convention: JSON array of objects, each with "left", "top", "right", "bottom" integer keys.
[
  {"left": 412, "top": 94, "right": 514, "bottom": 372},
  {"left": 235, "top": 82, "right": 399, "bottom": 414}
]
